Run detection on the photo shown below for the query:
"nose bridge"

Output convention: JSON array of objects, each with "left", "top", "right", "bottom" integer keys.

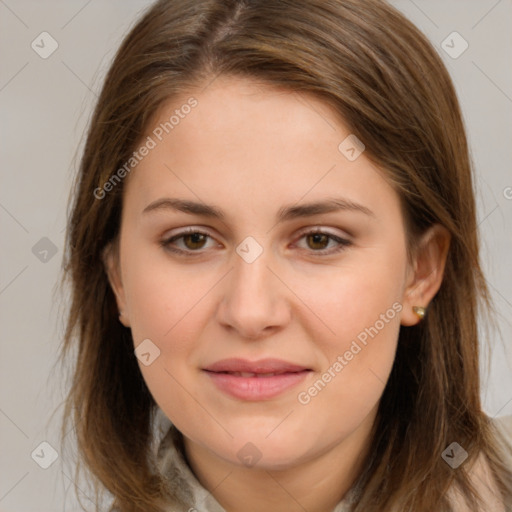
[
  {"left": 216, "top": 237, "right": 290, "bottom": 338},
  {"left": 234, "top": 244, "right": 271, "bottom": 297}
]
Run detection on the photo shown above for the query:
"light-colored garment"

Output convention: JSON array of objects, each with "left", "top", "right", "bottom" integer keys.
[{"left": 152, "top": 408, "right": 512, "bottom": 512}]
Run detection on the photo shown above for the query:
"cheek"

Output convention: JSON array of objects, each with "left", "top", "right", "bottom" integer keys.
[
  {"left": 124, "top": 262, "right": 210, "bottom": 422},
  {"left": 298, "top": 253, "right": 406, "bottom": 351},
  {"left": 122, "top": 253, "right": 215, "bottom": 410},
  {"left": 292, "top": 253, "right": 404, "bottom": 425},
  {"left": 296, "top": 293, "right": 401, "bottom": 442},
  {"left": 124, "top": 251, "right": 209, "bottom": 344}
]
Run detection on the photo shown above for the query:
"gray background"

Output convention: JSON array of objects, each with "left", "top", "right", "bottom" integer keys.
[{"left": 0, "top": 1, "right": 511, "bottom": 510}]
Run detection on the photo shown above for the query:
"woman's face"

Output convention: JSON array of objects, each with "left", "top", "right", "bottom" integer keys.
[{"left": 108, "top": 75, "right": 422, "bottom": 469}]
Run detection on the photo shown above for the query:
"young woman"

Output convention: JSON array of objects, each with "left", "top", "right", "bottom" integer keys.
[{"left": 59, "top": 0, "right": 512, "bottom": 511}]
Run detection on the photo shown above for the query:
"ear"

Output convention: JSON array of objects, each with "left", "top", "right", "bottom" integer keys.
[
  {"left": 400, "top": 224, "right": 451, "bottom": 326},
  {"left": 102, "top": 241, "right": 131, "bottom": 328}
]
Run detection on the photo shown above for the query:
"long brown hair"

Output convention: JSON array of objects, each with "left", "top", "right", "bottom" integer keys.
[{"left": 59, "top": 0, "right": 512, "bottom": 510}]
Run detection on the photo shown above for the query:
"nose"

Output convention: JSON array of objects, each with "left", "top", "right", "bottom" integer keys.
[{"left": 215, "top": 245, "right": 291, "bottom": 340}]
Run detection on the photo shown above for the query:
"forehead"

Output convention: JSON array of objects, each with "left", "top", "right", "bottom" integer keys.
[
  {"left": 150, "top": 76, "right": 344, "bottom": 159},
  {"left": 122, "top": 76, "right": 400, "bottom": 226}
]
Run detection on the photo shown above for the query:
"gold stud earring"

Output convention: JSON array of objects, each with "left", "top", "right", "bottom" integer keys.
[{"left": 412, "top": 306, "right": 426, "bottom": 320}]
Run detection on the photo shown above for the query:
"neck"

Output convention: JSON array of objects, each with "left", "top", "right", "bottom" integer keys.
[{"left": 182, "top": 407, "right": 377, "bottom": 512}]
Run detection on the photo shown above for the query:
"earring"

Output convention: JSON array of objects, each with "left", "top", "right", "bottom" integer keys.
[{"left": 412, "top": 306, "right": 426, "bottom": 320}]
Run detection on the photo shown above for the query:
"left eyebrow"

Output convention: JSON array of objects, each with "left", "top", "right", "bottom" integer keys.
[
  {"left": 142, "top": 197, "right": 375, "bottom": 221},
  {"left": 277, "top": 198, "right": 375, "bottom": 221}
]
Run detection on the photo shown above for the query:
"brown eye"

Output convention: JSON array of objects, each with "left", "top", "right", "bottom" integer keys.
[
  {"left": 160, "top": 229, "right": 215, "bottom": 255},
  {"left": 182, "top": 232, "right": 208, "bottom": 250},
  {"left": 295, "top": 229, "right": 352, "bottom": 255},
  {"left": 306, "top": 233, "right": 330, "bottom": 251}
]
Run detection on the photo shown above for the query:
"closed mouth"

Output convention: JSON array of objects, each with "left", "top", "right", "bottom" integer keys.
[{"left": 205, "top": 370, "right": 310, "bottom": 377}]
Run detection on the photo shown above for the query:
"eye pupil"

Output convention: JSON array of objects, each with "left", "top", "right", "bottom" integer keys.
[
  {"left": 185, "top": 233, "right": 207, "bottom": 249},
  {"left": 307, "top": 233, "right": 329, "bottom": 250}
]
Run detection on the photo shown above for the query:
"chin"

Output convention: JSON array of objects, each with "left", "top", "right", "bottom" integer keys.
[
  {"left": 226, "top": 444, "right": 308, "bottom": 471},
  {"left": 217, "top": 427, "right": 313, "bottom": 470}
]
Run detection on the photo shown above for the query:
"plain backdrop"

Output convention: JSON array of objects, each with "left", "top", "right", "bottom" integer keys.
[{"left": 1, "top": 1, "right": 511, "bottom": 510}]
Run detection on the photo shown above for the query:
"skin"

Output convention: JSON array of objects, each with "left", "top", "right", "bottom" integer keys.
[{"left": 105, "top": 75, "right": 450, "bottom": 512}]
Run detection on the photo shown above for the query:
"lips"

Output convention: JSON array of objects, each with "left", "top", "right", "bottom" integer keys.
[
  {"left": 223, "top": 372, "right": 285, "bottom": 377},
  {"left": 204, "top": 358, "right": 310, "bottom": 374},
  {"left": 203, "top": 358, "right": 312, "bottom": 400}
]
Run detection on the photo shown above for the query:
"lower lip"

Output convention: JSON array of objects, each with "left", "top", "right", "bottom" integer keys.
[{"left": 204, "top": 370, "right": 311, "bottom": 401}]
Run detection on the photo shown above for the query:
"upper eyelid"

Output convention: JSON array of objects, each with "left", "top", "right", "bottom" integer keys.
[{"left": 162, "top": 225, "right": 350, "bottom": 242}]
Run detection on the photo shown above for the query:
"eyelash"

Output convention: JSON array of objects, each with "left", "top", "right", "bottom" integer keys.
[{"left": 160, "top": 227, "right": 352, "bottom": 256}]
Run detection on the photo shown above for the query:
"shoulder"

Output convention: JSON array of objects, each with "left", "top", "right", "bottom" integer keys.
[
  {"left": 486, "top": 414, "right": 512, "bottom": 476},
  {"left": 490, "top": 414, "right": 512, "bottom": 446},
  {"left": 448, "top": 415, "right": 512, "bottom": 512}
]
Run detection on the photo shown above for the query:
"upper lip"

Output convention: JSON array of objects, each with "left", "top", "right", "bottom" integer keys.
[{"left": 203, "top": 358, "right": 311, "bottom": 374}]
